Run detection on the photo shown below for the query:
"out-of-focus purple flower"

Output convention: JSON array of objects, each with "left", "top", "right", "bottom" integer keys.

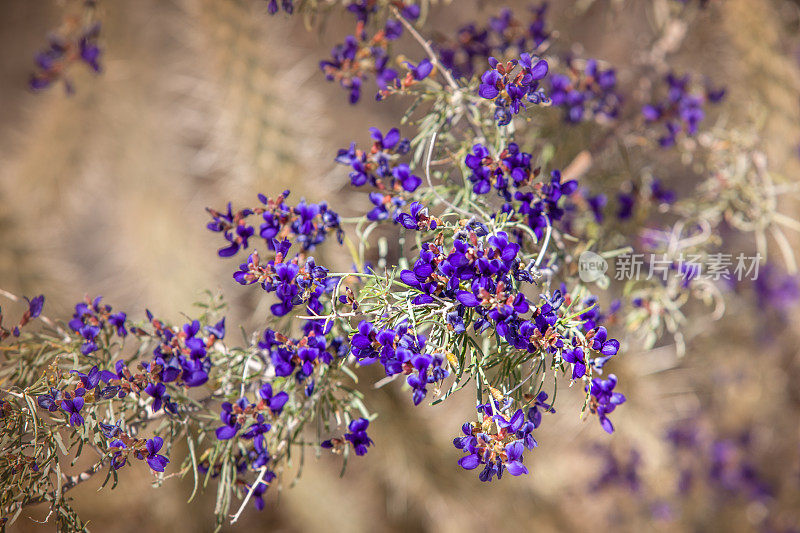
[
  {"left": 549, "top": 58, "right": 621, "bottom": 123},
  {"left": 643, "top": 72, "right": 723, "bottom": 147},
  {"left": 587, "top": 374, "right": 626, "bottom": 433}
]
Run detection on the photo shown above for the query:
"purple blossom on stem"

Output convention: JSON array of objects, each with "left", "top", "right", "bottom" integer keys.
[
  {"left": 143, "top": 436, "right": 169, "bottom": 472},
  {"left": 478, "top": 53, "right": 550, "bottom": 125},
  {"left": 344, "top": 418, "right": 373, "bottom": 456},
  {"left": 587, "top": 374, "right": 626, "bottom": 433}
]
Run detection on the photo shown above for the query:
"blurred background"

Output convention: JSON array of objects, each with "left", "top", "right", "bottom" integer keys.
[{"left": 2, "top": 0, "right": 800, "bottom": 531}]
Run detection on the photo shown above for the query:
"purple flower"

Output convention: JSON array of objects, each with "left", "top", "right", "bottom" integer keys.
[
  {"left": 61, "top": 396, "right": 85, "bottom": 426},
  {"left": 258, "top": 383, "right": 289, "bottom": 414},
  {"left": 527, "top": 391, "right": 554, "bottom": 429},
  {"left": 344, "top": 418, "right": 373, "bottom": 456},
  {"left": 26, "top": 295, "right": 45, "bottom": 318},
  {"left": 249, "top": 474, "right": 277, "bottom": 510},
  {"left": 37, "top": 388, "right": 63, "bottom": 412},
  {"left": 588, "top": 374, "right": 626, "bottom": 433},
  {"left": 144, "top": 436, "right": 170, "bottom": 472},
  {"left": 591, "top": 326, "right": 620, "bottom": 356},
  {"left": 437, "top": 5, "right": 550, "bottom": 79},
  {"left": 504, "top": 441, "right": 529, "bottom": 475},
  {"left": 549, "top": 58, "right": 620, "bottom": 123},
  {"left": 215, "top": 401, "right": 244, "bottom": 440},
  {"left": 144, "top": 382, "right": 172, "bottom": 413},
  {"left": 71, "top": 366, "right": 102, "bottom": 391},
  {"left": 643, "top": 72, "right": 723, "bottom": 147},
  {"left": 395, "top": 202, "right": 438, "bottom": 231},
  {"left": 562, "top": 346, "right": 587, "bottom": 379},
  {"left": 266, "top": 0, "right": 293, "bottom": 15},
  {"left": 477, "top": 53, "right": 550, "bottom": 124}
]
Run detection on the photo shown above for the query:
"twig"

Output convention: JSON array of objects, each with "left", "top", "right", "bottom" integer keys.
[
  {"left": 425, "top": 131, "right": 476, "bottom": 218},
  {"left": 534, "top": 218, "right": 552, "bottom": 268},
  {"left": 23, "top": 460, "right": 107, "bottom": 509},
  {"left": 391, "top": 7, "right": 459, "bottom": 91},
  {"left": 230, "top": 466, "right": 268, "bottom": 524}
]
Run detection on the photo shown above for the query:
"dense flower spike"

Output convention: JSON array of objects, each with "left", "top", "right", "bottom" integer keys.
[
  {"left": 350, "top": 319, "right": 449, "bottom": 405},
  {"left": 642, "top": 72, "right": 724, "bottom": 147},
  {"left": 478, "top": 53, "right": 550, "bottom": 125},
  {"left": 336, "top": 128, "right": 419, "bottom": 192},
  {"left": 207, "top": 190, "right": 343, "bottom": 257},
  {"left": 549, "top": 58, "right": 621, "bottom": 123},
  {"left": 138, "top": 312, "right": 226, "bottom": 389},
  {"left": 258, "top": 320, "right": 347, "bottom": 379}
]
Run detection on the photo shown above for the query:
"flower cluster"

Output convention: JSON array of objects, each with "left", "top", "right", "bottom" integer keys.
[
  {"left": 0, "top": 294, "right": 44, "bottom": 341},
  {"left": 453, "top": 395, "right": 552, "bottom": 481},
  {"left": 549, "top": 58, "right": 621, "bottom": 123},
  {"left": 351, "top": 320, "right": 448, "bottom": 405},
  {"left": 478, "top": 53, "right": 550, "bottom": 125},
  {"left": 37, "top": 310, "right": 225, "bottom": 426},
  {"left": 465, "top": 142, "right": 538, "bottom": 198},
  {"left": 207, "top": 190, "right": 343, "bottom": 257},
  {"left": 258, "top": 320, "right": 347, "bottom": 380},
  {"left": 396, "top": 226, "right": 623, "bottom": 428},
  {"left": 30, "top": 19, "right": 101, "bottom": 93},
  {"left": 586, "top": 373, "right": 626, "bottom": 434},
  {"left": 214, "top": 386, "right": 288, "bottom": 442},
  {"left": 211, "top": 386, "right": 297, "bottom": 508},
  {"left": 319, "top": 17, "right": 406, "bottom": 103},
  {"left": 232, "top": 239, "right": 336, "bottom": 317},
  {"left": 335, "top": 127, "right": 421, "bottom": 220},
  {"left": 138, "top": 312, "right": 226, "bottom": 389},
  {"left": 642, "top": 72, "right": 725, "bottom": 147},
  {"left": 437, "top": 5, "right": 550, "bottom": 79},
  {"left": 321, "top": 417, "right": 374, "bottom": 456},
  {"left": 465, "top": 144, "right": 577, "bottom": 237},
  {"left": 106, "top": 428, "right": 170, "bottom": 473},
  {"left": 319, "top": 2, "right": 424, "bottom": 101},
  {"left": 36, "top": 363, "right": 129, "bottom": 426},
  {"left": 67, "top": 296, "right": 128, "bottom": 354},
  {"left": 666, "top": 421, "right": 774, "bottom": 504}
]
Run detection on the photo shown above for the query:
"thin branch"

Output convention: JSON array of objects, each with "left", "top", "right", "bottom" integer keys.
[
  {"left": 425, "top": 130, "right": 475, "bottom": 218},
  {"left": 230, "top": 466, "right": 268, "bottom": 524},
  {"left": 391, "top": 7, "right": 459, "bottom": 91}
]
